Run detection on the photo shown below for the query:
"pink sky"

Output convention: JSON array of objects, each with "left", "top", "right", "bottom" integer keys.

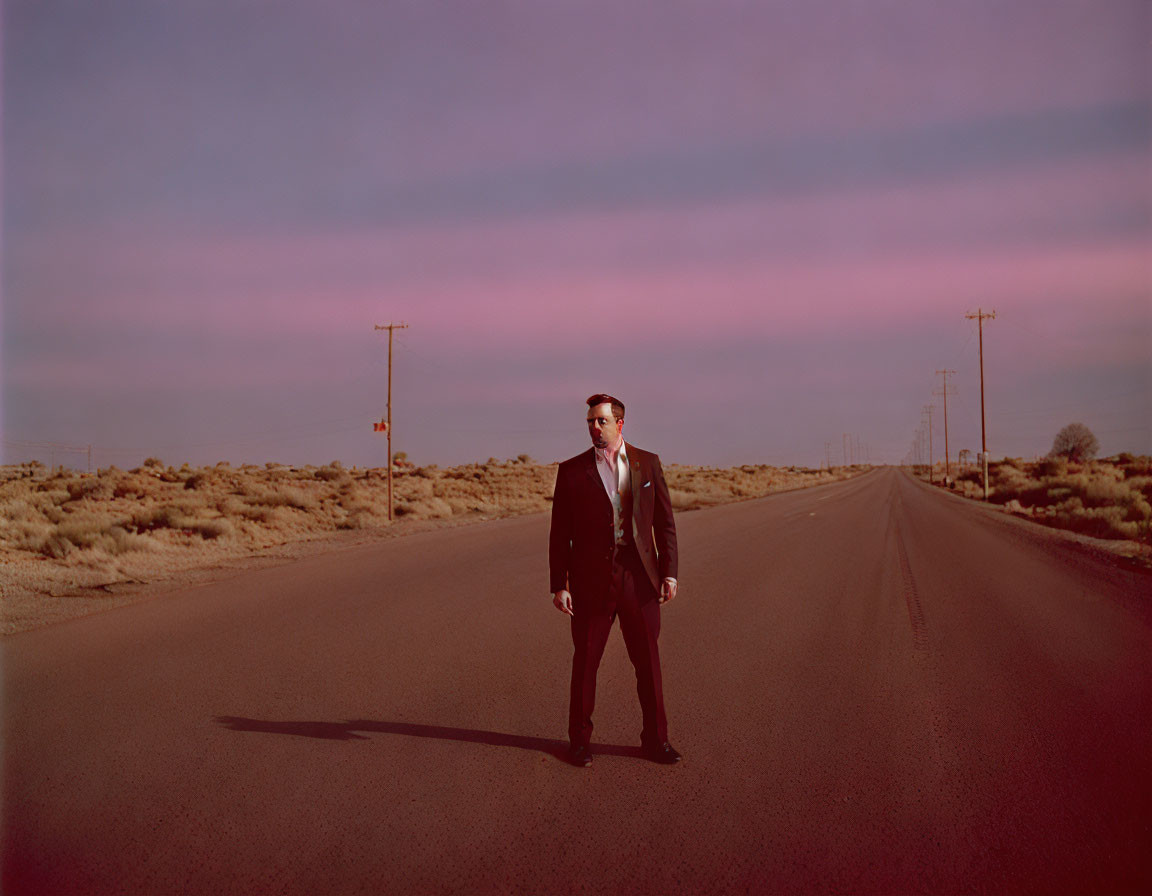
[{"left": 3, "top": 0, "right": 1149, "bottom": 468}]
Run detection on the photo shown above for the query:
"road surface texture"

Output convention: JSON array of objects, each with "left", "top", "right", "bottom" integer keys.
[{"left": 4, "top": 468, "right": 1151, "bottom": 894}]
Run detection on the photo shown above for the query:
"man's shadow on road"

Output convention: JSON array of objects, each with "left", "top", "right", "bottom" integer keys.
[{"left": 214, "top": 716, "right": 644, "bottom": 760}]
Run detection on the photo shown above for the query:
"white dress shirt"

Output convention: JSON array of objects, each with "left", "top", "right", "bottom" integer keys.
[{"left": 594, "top": 441, "right": 631, "bottom": 544}]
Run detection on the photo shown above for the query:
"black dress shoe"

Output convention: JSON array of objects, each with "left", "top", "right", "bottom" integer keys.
[
  {"left": 566, "top": 744, "right": 593, "bottom": 768},
  {"left": 643, "top": 742, "right": 682, "bottom": 764}
]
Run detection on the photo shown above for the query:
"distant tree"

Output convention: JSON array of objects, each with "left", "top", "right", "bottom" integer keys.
[{"left": 1049, "top": 422, "right": 1099, "bottom": 462}]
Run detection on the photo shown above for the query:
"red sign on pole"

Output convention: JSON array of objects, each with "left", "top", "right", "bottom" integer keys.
[{"left": 373, "top": 419, "right": 389, "bottom": 433}]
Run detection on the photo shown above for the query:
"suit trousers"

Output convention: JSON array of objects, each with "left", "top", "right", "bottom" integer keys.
[{"left": 569, "top": 543, "right": 668, "bottom": 748}]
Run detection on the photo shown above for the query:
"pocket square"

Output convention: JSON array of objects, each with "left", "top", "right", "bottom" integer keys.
[{"left": 643, "top": 481, "right": 652, "bottom": 488}]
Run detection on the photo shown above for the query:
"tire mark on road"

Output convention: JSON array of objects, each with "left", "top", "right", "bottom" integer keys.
[
  {"left": 896, "top": 526, "right": 929, "bottom": 655},
  {"left": 886, "top": 487, "right": 929, "bottom": 655},
  {"left": 888, "top": 479, "right": 962, "bottom": 783}
]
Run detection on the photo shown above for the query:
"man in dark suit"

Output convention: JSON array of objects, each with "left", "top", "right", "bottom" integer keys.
[{"left": 549, "top": 393, "right": 682, "bottom": 768}]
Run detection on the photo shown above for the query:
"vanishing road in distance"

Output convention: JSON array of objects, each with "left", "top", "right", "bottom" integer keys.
[{"left": 5, "top": 467, "right": 1150, "bottom": 894}]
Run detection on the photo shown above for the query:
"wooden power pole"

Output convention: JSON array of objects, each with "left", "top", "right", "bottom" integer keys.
[
  {"left": 935, "top": 369, "right": 955, "bottom": 484},
  {"left": 965, "top": 309, "right": 996, "bottom": 500},
  {"left": 374, "top": 322, "right": 409, "bottom": 521},
  {"left": 923, "top": 404, "right": 935, "bottom": 484}
]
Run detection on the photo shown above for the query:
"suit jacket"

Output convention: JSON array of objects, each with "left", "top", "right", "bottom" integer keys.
[{"left": 549, "top": 443, "right": 678, "bottom": 607}]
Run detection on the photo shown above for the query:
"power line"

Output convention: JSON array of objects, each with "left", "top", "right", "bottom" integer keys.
[{"left": 3, "top": 439, "right": 92, "bottom": 472}]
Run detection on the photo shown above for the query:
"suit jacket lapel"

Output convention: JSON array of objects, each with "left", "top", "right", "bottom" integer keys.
[
  {"left": 582, "top": 448, "right": 612, "bottom": 510},
  {"left": 628, "top": 443, "right": 643, "bottom": 538}
]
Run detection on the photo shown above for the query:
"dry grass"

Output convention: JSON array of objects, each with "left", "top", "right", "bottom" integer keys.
[
  {"left": 934, "top": 455, "right": 1152, "bottom": 543},
  {"left": 0, "top": 458, "right": 864, "bottom": 608}
]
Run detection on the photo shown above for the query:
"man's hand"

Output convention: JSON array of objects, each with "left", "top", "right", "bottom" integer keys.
[
  {"left": 660, "top": 578, "right": 678, "bottom": 604},
  {"left": 552, "top": 590, "right": 574, "bottom": 617}
]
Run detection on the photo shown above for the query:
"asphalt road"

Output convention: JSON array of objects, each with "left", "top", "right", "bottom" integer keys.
[{"left": 4, "top": 467, "right": 1151, "bottom": 894}]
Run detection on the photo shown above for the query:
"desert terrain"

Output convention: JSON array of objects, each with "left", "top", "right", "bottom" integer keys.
[
  {"left": 930, "top": 453, "right": 1152, "bottom": 545},
  {"left": 1, "top": 457, "right": 864, "bottom": 633},
  {"left": 6, "top": 467, "right": 1151, "bottom": 894},
  {"left": 5, "top": 453, "right": 1148, "bottom": 635}
]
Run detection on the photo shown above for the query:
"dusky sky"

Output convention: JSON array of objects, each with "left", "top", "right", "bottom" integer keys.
[{"left": 3, "top": 0, "right": 1149, "bottom": 469}]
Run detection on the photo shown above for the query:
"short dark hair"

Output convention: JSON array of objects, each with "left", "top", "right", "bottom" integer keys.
[{"left": 586, "top": 393, "right": 625, "bottom": 420}]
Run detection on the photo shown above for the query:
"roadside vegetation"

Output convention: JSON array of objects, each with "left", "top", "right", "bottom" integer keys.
[
  {"left": 934, "top": 454, "right": 1152, "bottom": 544},
  {"left": 1, "top": 457, "right": 866, "bottom": 602}
]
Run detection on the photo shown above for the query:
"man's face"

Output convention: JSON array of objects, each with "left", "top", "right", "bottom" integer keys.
[{"left": 587, "top": 402, "right": 623, "bottom": 449}]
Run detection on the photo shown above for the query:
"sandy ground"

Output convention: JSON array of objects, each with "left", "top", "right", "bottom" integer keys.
[{"left": 1, "top": 458, "right": 863, "bottom": 634}]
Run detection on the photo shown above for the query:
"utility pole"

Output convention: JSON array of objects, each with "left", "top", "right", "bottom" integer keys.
[
  {"left": 843, "top": 433, "right": 849, "bottom": 467},
  {"left": 825, "top": 441, "right": 832, "bottom": 471},
  {"left": 934, "top": 369, "right": 955, "bottom": 484},
  {"left": 965, "top": 309, "right": 996, "bottom": 500},
  {"left": 374, "top": 322, "right": 409, "bottom": 521},
  {"left": 923, "top": 404, "right": 935, "bottom": 484}
]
